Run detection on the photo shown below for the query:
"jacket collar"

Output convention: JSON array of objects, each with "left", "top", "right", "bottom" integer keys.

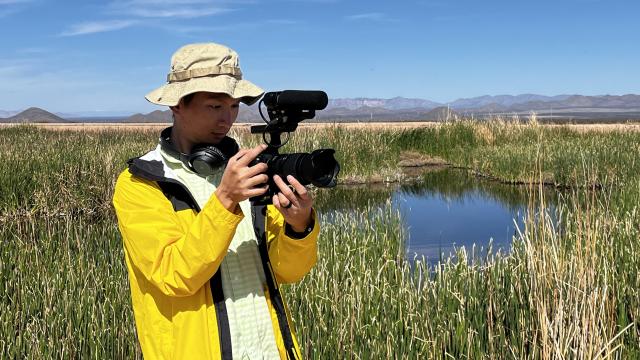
[
  {"left": 127, "top": 145, "right": 182, "bottom": 184},
  {"left": 127, "top": 146, "right": 201, "bottom": 212}
]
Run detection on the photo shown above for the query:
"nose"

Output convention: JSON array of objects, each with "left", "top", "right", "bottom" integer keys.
[{"left": 219, "top": 107, "right": 234, "bottom": 125}]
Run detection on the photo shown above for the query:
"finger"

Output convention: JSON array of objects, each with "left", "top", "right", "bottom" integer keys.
[
  {"left": 229, "top": 148, "right": 250, "bottom": 162},
  {"left": 245, "top": 161, "right": 269, "bottom": 177},
  {"left": 277, "top": 191, "right": 290, "bottom": 208},
  {"left": 272, "top": 193, "right": 283, "bottom": 211},
  {"left": 244, "top": 185, "right": 268, "bottom": 198},
  {"left": 273, "top": 175, "right": 298, "bottom": 205},
  {"left": 286, "top": 175, "right": 309, "bottom": 200},
  {"left": 236, "top": 144, "right": 267, "bottom": 166},
  {"left": 245, "top": 173, "right": 269, "bottom": 188}
]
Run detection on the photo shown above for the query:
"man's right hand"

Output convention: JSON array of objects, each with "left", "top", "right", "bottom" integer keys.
[{"left": 215, "top": 144, "right": 269, "bottom": 212}]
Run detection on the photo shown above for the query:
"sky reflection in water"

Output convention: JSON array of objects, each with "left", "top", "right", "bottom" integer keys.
[
  {"left": 317, "top": 168, "right": 556, "bottom": 263},
  {"left": 393, "top": 187, "right": 526, "bottom": 262}
]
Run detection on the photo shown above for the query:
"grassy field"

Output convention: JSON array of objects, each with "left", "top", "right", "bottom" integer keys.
[{"left": 0, "top": 121, "right": 638, "bottom": 358}]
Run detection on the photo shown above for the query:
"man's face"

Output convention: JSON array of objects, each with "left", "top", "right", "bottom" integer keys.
[{"left": 175, "top": 92, "right": 240, "bottom": 145}]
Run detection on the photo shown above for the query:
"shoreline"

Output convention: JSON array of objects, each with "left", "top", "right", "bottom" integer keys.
[{"left": 2, "top": 121, "right": 640, "bottom": 132}]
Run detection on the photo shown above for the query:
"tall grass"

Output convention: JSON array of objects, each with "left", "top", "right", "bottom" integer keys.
[
  {"left": 391, "top": 120, "right": 640, "bottom": 187},
  {"left": 1, "top": 122, "right": 638, "bottom": 358},
  {"left": 287, "top": 181, "right": 639, "bottom": 358},
  {"left": 0, "top": 216, "right": 138, "bottom": 358}
]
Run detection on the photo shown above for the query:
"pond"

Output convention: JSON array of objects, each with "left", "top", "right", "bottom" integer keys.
[{"left": 315, "top": 168, "right": 557, "bottom": 263}]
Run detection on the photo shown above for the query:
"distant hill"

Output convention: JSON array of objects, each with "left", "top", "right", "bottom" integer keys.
[
  {"left": 449, "top": 94, "right": 572, "bottom": 109},
  {"left": 125, "top": 110, "right": 172, "bottom": 123},
  {"left": 323, "top": 94, "right": 640, "bottom": 121},
  {"left": 312, "top": 106, "right": 460, "bottom": 122},
  {"left": 0, "top": 107, "right": 71, "bottom": 123},
  {"left": 423, "top": 106, "right": 459, "bottom": 121},
  {"left": 328, "top": 97, "right": 442, "bottom": 110},
  {"left": 507, "top": 94, "right": 640, "bottom": 111},
  {"left": 0, "top": 110, "right": 20, "bottom": 118},
  {"left": 470, "top": 102, "right": 509, "bottom": 113},
  {"left": 3, "top": 94, "right": 640, "bottom": 123},
  {"left": 124, "top": 106, "right": 265, "bottom": 123}
]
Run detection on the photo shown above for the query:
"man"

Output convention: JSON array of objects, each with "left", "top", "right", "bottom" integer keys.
[{"left": 112, "top": 43, "right": 318, "bottom": 359}]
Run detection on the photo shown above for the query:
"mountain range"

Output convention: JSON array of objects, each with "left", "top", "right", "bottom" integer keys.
[
  {"left": 0, "top": 107, "right": 70, "bottom": 123},
  {"left": 2, "top": 94, "right": 640, "bottom": 123}
]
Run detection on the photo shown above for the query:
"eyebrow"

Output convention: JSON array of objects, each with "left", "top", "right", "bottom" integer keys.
[{"left": 204, "top": 93, "right": 238, "bottom": 101}]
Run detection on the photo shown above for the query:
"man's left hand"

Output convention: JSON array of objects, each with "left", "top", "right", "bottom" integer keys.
[{"left": 272, "top": 174, "right": 313, "bottom": 232}]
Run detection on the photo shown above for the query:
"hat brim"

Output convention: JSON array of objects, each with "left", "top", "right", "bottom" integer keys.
[{"left": 145, "top": 75, "right": 264, "bottom": 106}]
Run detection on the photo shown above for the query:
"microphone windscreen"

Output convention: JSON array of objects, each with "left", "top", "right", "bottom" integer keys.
[{"left": 275, "top": 90, "right": 328, "bottom": 110}]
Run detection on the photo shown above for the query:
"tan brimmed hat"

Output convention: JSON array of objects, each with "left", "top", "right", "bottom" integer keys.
[{"left": 145, "top": 42, "right": 264, "bottom": 106}]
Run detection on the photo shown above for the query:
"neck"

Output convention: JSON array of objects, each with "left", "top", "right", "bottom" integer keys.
[{"left": 170, "top": 123, "right": 193, "bottom": 154}]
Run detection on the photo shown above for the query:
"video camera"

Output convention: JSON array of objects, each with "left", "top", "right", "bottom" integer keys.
[{"left": 250, "top": 90, "right": 340, "bottom": 205}]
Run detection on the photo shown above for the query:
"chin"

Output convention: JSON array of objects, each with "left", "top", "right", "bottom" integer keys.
[{"left": 207, "top": 133, "right": 226, "bottom": 144}]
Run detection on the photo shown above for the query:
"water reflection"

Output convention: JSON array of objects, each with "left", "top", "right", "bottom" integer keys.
[{"left": 315, "top": 168, "right": 557, "bottom": 262}]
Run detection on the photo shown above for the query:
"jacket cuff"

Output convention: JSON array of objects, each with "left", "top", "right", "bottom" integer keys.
[
  {"left": 202, "top": 193, "right": 244, "bottom": 226},
  {"left": 284, "top": 209, "right": 317, "bottom": 240},
  {"left": 285, "top": 218, "right": 315, "bottom": 239}
]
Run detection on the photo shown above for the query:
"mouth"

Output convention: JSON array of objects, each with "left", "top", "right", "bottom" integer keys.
[{"left": 210, "top": 131, "right": 228, "bottom": 137}]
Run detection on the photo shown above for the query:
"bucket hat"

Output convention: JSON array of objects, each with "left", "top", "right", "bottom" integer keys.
[{"left": 145, "top": 43, "right": 264, "bottom": 106}]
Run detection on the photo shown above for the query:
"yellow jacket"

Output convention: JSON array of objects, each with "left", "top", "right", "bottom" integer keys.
[{"left": 112, "top": 148, "right": 318, "bottom": 359}]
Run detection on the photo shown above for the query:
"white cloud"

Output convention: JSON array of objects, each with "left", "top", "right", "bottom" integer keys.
[
  {"left": 265, "top": 19, "right": 300, "bottom": 25},
  {"left": 0, "top": 57, "right": 38, "bottom": 76},
  {"left": 109, "top": 0, "right": 234, "bottom": 18},
  {"left": 0, "top": 0, "right": 33, "bottom": 4},
  {"left": 164, "top": 18, "right": 300, "bottom": 34},
  {"left": 164, "top": 24, "right": 234, "bottom": 34},
  {"left": 0, "top": 0, "right": 34, "bottom": 17},
  {"left": 16, "top": 47, "right": 49, "bottom": 54},
  {"left": 59, "top": 20, "right": 138, "bottom": 36},
  {"left": 345, "top": 12, "right": 386, "bottom": 21},
  {"left": 0, "top": 64, "right": 29, "bottom": 78},
  {"left": 127, "top": 7, "right": 228, "bottom": 18},
  {"left": 282, "top": 0, "right": 339, "bottom": 3},
  {"left": 122, "top": 0, "right": 218, "bottom": 4},
  {"left": 53, "top": 0, "right": 244, "bottom": 37},
  {"left": 0, "top": 57, "right": 148, "bottom": 112}
]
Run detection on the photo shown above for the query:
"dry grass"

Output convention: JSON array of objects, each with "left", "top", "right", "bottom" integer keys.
[
  {"left": 3, "top": 121, "right": 640, "bottom": 132},
  {"left": 0, "top": 121, "right": 439, "bottom": 132}
]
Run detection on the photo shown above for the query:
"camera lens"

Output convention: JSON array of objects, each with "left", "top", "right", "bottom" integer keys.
[{"left": 270, "top": 149, "right": 339, "bottom": 188}]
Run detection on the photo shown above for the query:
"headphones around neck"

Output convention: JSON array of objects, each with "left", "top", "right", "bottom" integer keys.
[{"left": 159, "top": 126, "right": 239, "bottom": 176}]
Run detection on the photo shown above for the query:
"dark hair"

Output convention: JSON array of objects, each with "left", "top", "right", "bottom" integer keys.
[{"left": 180, "top": 93, "right": 196, "bottom": 107}]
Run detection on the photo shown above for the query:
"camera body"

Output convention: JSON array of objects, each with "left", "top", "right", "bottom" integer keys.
[{"left": 250, "top": 90, "right": 340, "bottom": 205}]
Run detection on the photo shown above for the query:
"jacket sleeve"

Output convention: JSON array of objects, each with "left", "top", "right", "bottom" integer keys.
[
  {"left": 265, "top": 205, "right": 319, "bottom": 284},
  {"left": 112, "top": 169, "right": 243, "bottom": 297}
]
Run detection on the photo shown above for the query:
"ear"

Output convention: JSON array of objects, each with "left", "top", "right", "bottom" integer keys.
[{"left": 169, "top": 104, "right": 181, "bottom": 119}]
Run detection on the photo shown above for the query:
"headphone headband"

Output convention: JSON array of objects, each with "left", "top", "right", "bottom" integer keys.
[
  {"left": 159, "top": 127, "right": 188, "bottom": 163},
  {"left": 159, "top": 126, "right": 239, "bottom": 176}
]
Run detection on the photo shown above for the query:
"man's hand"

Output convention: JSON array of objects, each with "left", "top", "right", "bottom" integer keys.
[
  {"left": 215, "top": 144, "right": 269, "bottom": 212},
  {"left": 272, "top": 174, "right": 313, "bottom": 232}
]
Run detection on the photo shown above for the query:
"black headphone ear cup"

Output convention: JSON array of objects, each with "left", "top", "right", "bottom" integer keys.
[
  {"left": 188, "top": 146, "right": 227, "bottom": 176},
  {"left": 159, "top": 127, "right": 181, "bottom": 159},
  {"left": 218, "top": 136, "right": 239, "bottom": 158},
  {"left": 159, "top": 125, "right": 240, "bottom": 176}
]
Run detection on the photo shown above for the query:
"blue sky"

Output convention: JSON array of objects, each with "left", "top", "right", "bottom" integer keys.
[{"left": 0, "top": 0, "right": 638, "bottom": 114}]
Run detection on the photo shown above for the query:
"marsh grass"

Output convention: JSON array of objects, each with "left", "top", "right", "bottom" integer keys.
[
  {"left": 0, "top": 216, "right": 138, "bottom": 358},
  {"left": 0, "top": 122, "right": 638, "bottom": 358},
  {"left": 288, "top": 181, "right": 639, "bottom": 358},
  {"left": 392, "top": 120, "right": 640, "bottom": 187}
]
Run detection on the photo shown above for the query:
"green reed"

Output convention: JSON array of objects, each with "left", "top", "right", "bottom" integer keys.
[
  {"left": 0, "top": 122, "right": 638, "bottom": 358},
  {"left": 0, "top": 215, "right": 139, "bottom": 358},
  {"left": 391, "top": 120, "right": 640, "bottom": 187},
  {"left": 288, "top": 183, "right": 639, "bottom": 358}
]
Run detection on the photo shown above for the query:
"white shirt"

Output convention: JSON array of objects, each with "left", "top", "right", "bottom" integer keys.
[{"left": 159, "top": 146, "right": 280, "bottom": 360}]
